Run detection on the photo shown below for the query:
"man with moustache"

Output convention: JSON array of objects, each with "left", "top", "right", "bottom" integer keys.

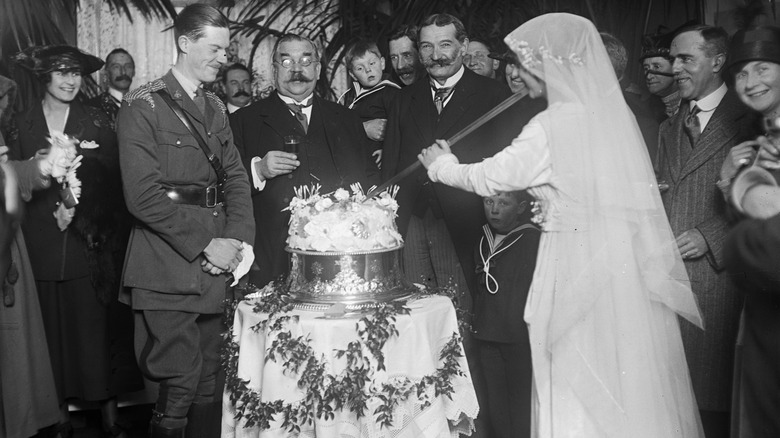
[
  {"left": 387, "top": 25, "right": 426, "bottom": 86},
  {"left": 383, "top": 12, "right": 508, "bottom": 314},
  {"left": 89, "top": 48, "right": 134, "bottom": 128},
  {"left": 116, "top": 4, "right": 254, "bottom": 437},
  {"left": 223, "top": 63, "right": 252, "bottom": 113},
  {"left": 230, "top": 34, "right": 375, "bottom": 288},
  {"left": 657, "top": 25, "right": 758, "bottom": 438}
]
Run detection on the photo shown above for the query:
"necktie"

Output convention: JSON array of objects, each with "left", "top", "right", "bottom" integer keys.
[
  {"left": 193, "top": 88, "right": 206, "bottom": 117},
  {"left": 287, "top": 102, "right": 310, "bottom": 133},
  {"left": 684, "top": 104, "right": 702, "bottom": 146},
  {"left": 433, "top": 86, "right": 453, "bottom": 114}
]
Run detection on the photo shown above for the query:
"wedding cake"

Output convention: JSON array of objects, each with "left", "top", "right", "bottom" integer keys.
[{"left": 285, "top": 184, "right": 414, "bottom": 308}]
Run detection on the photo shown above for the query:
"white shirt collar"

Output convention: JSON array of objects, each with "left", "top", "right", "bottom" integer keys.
[
  {"left": 277, "top": 92, "right": 313, "bottom": 107},
  {"left": 690, "top": 82, "right": 727, "bottom": 113},
  {"left": 171, "top": 67, "right": 201, "bottom": 100},
  {"left": 277, "top": 92, "right": 313, "bottom": 122},
  {"left": 227, "top": 102, "right": 244, "bottom": 114},
  {"left": 107, "top": 87, "right": 124, "bottom": 105},
  {"left": 431, "top": 65, "right": 465, "bottom": 89}
]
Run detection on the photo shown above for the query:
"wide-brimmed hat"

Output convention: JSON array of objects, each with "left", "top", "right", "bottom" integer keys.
[
  {"left": 14, "top": 45, "right": 104, "bottom": 75},
  {"left": 728, "top": 26, "right": 780, "bottom": 70}
]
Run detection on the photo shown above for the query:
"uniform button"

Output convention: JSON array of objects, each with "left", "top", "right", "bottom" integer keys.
[
  {"left": 176, "top": 140, "right": 181, "bottom": 145},
  {"left": 283, "top": 197, "right": 290, "bottom": 204},
  {"left": 288, "top": 174, "right": 293, "bottom": 179},
  {"left": 207, "top": 132, "right": 212, "bottom": 137},
  {"left": 213, "top": 210, "right": 219, "bottom": 217}
]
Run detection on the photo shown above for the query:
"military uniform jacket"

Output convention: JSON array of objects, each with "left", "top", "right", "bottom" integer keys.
[{"left": 117, "top": 70, "right": 254, "bottom": 314}]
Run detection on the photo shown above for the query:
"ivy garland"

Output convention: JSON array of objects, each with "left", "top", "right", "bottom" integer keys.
[{"left": 222, "top": 281, "right": 467, "bottom": 433}]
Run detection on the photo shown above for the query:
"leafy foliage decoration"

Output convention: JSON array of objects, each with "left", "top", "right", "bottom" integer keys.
[{"left": 222, "top": 283, "right": 466, "bottom": 432}]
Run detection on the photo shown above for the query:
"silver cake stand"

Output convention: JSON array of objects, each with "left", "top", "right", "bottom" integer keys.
[{"left": 285, "top": 245, "right": 416, "bottom": 311}]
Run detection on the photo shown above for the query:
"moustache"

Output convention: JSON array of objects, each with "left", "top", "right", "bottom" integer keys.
[
  {"left": 232, "top": 90, "right": 251, "bottom": 98},
  {"left": 114, "top": 75, "right": 132, "bottom": 82},
  {"left": 423, "top": 57, "right": 455, "bottom": 69},
  {"left": 288, "top": 72, "right": 314, "bottom": 83},
  {"left": 395, "top": 67, "right": 415, "bottom": 76}
]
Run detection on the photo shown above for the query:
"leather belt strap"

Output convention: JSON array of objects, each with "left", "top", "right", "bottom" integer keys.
[
  {"left": 154, "top": 89, "right": 229, "bottom": 204},
  {"left": 165, "top": 185, "right": 224, "bottom": 207}
]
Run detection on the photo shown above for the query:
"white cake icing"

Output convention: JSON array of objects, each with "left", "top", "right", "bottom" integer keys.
[{"left": 286, "top": 184, "right": 403, "bottom": 253}]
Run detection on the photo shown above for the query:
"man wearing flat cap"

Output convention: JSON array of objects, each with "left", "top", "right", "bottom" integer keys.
[{"left": 116, "top": 4, "right": 254, "bottom": 437}]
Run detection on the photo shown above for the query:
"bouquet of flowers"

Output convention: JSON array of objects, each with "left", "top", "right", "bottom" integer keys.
[{"left": 46, "top": 131, "right": 83, "bottom": 230}]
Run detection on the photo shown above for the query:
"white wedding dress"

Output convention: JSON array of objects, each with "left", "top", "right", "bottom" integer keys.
[{"left": 426, "top": 14, "right": 704, "bottom": 438}]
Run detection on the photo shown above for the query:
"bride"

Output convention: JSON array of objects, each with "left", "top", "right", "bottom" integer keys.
[{"left": 419, "top": 13, "right": 704, "bottom": 438}]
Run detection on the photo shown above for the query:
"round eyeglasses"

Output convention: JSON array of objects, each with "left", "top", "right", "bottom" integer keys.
[{"left": 274, "top": 57, "right": 318, "bottom": 69}]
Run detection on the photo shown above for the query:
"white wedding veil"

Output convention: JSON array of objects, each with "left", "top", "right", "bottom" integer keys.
[{"left": 505, "top": 14, "right": 704, "bottom": 436}]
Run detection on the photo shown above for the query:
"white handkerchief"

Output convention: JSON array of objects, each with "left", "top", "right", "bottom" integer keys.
[{"left": 231, "top": 243, "right": 255, "bottom": 286}]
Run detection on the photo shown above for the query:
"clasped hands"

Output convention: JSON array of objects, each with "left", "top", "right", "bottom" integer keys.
[{"left": 202, "top": 238, "right": 243, "bottom": 275}]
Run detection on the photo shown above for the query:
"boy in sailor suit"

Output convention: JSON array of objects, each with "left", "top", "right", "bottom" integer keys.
[{"left": 472, "top": 190, "right": 540, "bottom": 438}]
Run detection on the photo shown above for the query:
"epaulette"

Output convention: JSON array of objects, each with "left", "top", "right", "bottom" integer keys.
[
  {"left": 123, "top": 79, "right": 166, "bottom": 109},
  {"left": 205, "top": 90, "right": 227, "bottom": 115}
]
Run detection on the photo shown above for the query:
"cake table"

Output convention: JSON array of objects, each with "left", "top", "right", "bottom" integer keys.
[{"left": 221, "top": 294, "right": 479, "bottom": 438}]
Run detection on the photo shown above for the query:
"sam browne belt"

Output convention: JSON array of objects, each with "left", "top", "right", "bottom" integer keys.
[{"left": 165, "top": 184, "right": 225, "bottom": 207}]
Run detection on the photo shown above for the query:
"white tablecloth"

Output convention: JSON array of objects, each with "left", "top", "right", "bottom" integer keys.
[{"left": 222, "top": 295, "right": 478, "bottom": 438}]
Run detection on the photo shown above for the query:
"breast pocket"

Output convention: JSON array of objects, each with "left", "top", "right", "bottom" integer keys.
[{"left": 157, "top": 129, "right": 210, "bottom": 183}]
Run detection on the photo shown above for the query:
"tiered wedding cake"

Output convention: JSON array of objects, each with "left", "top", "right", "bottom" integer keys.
[{"left": 285, "top": 184, "right": 414, "bottom": 307}]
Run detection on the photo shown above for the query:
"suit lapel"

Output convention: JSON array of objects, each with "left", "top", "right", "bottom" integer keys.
[
  {"left": 435, "top": 69, "right": 479, "bottom": 138},
  {"left": 260, "top": 93, "right": 306, "bottom": 139},
  {"left": 679, "top": 92, "right": 744, "bottom": 179},
  {"left": 64, "top": 100, "right": 88, "bottom": 141},
  {"left": 409, "top": 79, "right": 437, "bottom": 144},
  {"left": 313, "top": 96, "right": 338, "bottom": 159}
]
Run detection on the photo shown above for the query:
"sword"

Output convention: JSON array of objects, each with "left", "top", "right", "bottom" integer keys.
[{"left": 365, "top": 90, "right": 528, "bottom": 199}]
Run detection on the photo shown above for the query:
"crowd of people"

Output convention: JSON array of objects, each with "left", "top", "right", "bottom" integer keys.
[{"left": 1, "top": 3, "right": 779, "bottom": 438}]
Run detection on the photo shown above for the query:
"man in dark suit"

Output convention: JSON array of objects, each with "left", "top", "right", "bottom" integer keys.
[
  {"left": 657, "top": 25, "right": 758, "bottom": 438},
  {"left": 116, "top": 5, "right": 254, "bottom": 437},
  {"left": 382, "top": 13, "right": 509, "bottom": 299},
  {"left": 88, "top": 48, "right": 135, "bottom": 129},
  {"left": 230, "top": 34, "right": 375, "bottom": 288}
]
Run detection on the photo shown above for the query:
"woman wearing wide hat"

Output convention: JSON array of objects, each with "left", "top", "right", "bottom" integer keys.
[
  {"left": 723, "top": 25, "right": 780, "bottom": 438},
  {"left": 9, "top": 45, "right": 142, "bottom": 438}
]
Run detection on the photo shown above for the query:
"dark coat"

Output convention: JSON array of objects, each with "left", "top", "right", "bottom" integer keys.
[
  {"left": 382, "top": 68, "right": 513, "bottom": 294},
  {"left": 657, "top": 89, "right": 759, "bottom": 411},
  {"left": 117, "top": 71, "right": 255, "bottom": 314},
  {"left": 724, "top": 213, "right": 780, "bottom": 438},
  {"left": 87, "top": 91, "right": 121, "bottom": 130},
  {"left": 230, "top": 92, "right": 376, "bottom": 287},
  {"left": 9, "top": 99, "right": 118, "bottom": 282}
]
